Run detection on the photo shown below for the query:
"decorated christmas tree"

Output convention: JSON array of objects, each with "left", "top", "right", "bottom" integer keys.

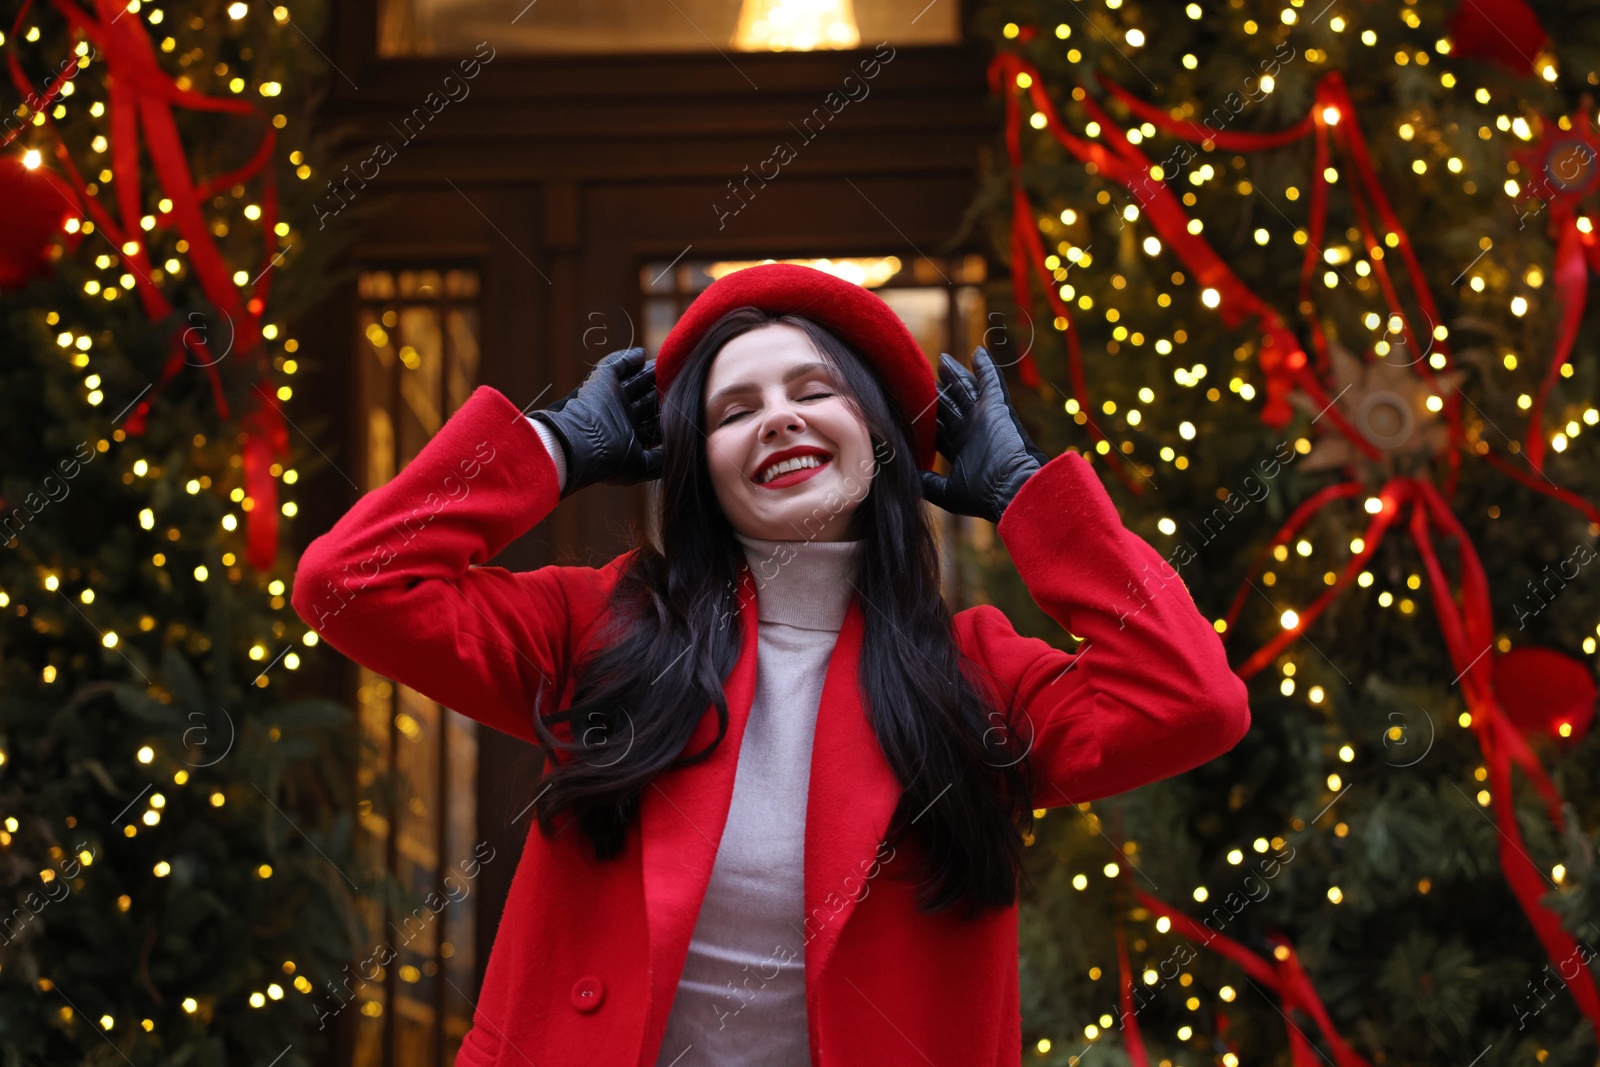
[
  {"left": 975, "top": 0, "right": 1600, "bottom": 1063},
  {"left": 0, "top": 1, "right": 393, "bottom": 1063}
]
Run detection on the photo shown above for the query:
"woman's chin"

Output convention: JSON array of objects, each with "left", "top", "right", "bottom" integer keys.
[{"left": 745, "top": 482, "right": 862, "bottom": 538}]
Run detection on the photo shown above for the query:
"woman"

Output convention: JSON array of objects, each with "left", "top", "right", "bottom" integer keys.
[{"left": 291, "top": 262, "right": 1251, "bottom": 1067}]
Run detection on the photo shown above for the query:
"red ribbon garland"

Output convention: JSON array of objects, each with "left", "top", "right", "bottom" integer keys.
[
  {"left": 1099, "top": 69, "right": 1462, "bottom": 470},
  {"left": 5, "top": 3, "right": 230, "bottom": 422},
  {"left": 1321, "top": 74, "right": 1466, "bottom": 493},
  {"left": 1525, "top": 212, "right": 1591, "bottom": 471},
  {"left": 1113, "top": 922, "right": 1151, "bottom": 1067},
  {"left": 988, "top": 52, "right": 1137, "bottom": 488},
  {"left": 9, "top": 0, "right": 289, "bottom": 571},
  {"left": 1406, "top": 479, "right": 1600, "bottom": 1033},
  {"left": 1130, "top": 886, "right": 1374, "bottom": 1067},
  {"left": 1228, "top": 478, "right": 1600, "bottom": 1036},
  {"left": 1225, "top": 480, "right": 1406, "bottom": 676},
  {"left": 1101, "top": 66, "right": 1598, "bottom": 509},
  {"left": 1509, "top": 108, "right": 1600, "bottom": 471},
  {"left": 1475, "top": 439, "right": 1600, "bottom": 526},
  {"left": 1097, "top": 73, "right": 1316, "bottom": 150},
  {"left": 989, "top": 52, "right": 1330, "bottom": 447}
]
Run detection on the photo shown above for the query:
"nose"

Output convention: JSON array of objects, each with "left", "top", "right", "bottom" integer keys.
[{"left": 756, "top": 393, "right": 805, "bottom": 442}]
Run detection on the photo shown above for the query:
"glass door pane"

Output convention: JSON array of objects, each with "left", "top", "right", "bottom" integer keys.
[{"left": 353, "top": 266, "right": 484, "bottom": 1067}]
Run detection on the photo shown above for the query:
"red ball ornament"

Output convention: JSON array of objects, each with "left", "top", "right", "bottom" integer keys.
[
  {"left": 1493, "top": 646, "right": 1597, "bottom": 742},
  {"left": 1447, "top": 0, "right": 1548, "bottom": 77},
  {"left": 0, "top": 156, "right": 75, "bottom": 291}
]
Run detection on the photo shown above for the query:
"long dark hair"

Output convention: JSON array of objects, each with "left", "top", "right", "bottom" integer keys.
[{"left": 529, "top": 306, "right": 1037, "bottom": 919}]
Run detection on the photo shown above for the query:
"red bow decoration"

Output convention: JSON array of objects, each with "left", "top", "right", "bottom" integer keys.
[{"left": 7, "top": 0, "right": 290, "bottom": 571}]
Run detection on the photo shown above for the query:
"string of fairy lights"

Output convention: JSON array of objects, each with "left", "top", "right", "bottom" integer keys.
[
  {"left": 1023, "top": 803, "right": 1342, "bottom": 1064},
  {"left": 2, "top": 0, "right": 326, "bottom": 1036},
  {"left": 1001, "top": 0, "right": 1596, "bottom": 1063}
]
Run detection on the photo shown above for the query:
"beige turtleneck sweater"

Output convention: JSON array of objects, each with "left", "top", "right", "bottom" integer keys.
[
  {"left": 528, "top": 416, "right": 860, "bottom": 1064},
  {"left": 654, "top": 531, "right": 862, "bottom": 1066}
]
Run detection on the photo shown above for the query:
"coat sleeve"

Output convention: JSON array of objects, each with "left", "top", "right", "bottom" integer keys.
[
  {"left": 290, "top": 384, "right": 614, "bottom": 747},
  {"left": 953, "top": 449, "right": 1251, "bottom": 809}
]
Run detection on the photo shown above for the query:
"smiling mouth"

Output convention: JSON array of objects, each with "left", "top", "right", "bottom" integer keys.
[{"left": 755, "top": 454, "right": 831, "bottom": 488}]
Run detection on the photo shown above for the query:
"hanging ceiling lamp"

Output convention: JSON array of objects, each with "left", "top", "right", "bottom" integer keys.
[
  {"left": 707, "top": 257, "right": 902, "bottom": 288},
  {"left": 731, "top": 0, "right": 861, "bottom": 52}
]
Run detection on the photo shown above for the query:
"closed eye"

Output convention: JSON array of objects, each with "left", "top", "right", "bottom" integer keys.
[{"left": 716, "top": 392, "right": 834, "bottom": 427}]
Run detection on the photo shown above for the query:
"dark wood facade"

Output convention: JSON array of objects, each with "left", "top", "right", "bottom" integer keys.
[{"left": 291, "top": 5, "right": 1000, "bottom": 1063}]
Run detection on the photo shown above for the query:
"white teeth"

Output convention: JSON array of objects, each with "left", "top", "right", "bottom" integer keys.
[{"left": 758, "top": 454, "right": 825, "bottom": 483}]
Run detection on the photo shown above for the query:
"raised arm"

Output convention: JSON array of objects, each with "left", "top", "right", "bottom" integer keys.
[
  {"left": 922, "top": 347, "right": 1248, "bottom": 809},
  {"left": 957, "top": 447, "right": 1251, "bottom": 808},
  {"left": 292, "top": 349, "right": 663, "bottom": 745},
  {"left": 290, "top": 384, "right": 595, "bottom": 745}
]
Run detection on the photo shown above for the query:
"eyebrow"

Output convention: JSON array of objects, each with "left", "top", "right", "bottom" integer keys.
[{"left": 706, "top": 361, "right": 834, "bottom": 414}]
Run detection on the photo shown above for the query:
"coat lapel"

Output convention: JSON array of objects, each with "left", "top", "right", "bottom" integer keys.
[
  {"left": 800, "top": 596, "right": 901, "bottom": 1013},
  {"left": 640, "top": 563, "right": 760, "bottom": 1049},
  {"left": 638, "top": 563, "right": 902, "bottom": 1055}
]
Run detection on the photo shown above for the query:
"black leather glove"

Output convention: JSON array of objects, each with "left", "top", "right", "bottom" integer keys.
[
  {"left": 530, "top": 348, "right": 663, "bottom": 500},
  {"left": 918, "top": 347, "right": 1050, "bottom": 525}
]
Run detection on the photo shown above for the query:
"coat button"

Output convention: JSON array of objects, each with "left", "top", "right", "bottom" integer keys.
[{"left": 570, "top": 975, "right": 605, "bottom": 1013}]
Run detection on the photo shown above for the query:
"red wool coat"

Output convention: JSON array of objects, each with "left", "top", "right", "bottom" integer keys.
[{"left": 290, "top": 384, "right": 1251, "bottom": 1067}]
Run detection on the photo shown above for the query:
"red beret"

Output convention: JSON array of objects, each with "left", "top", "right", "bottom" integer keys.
[{"left": 654, "top": 263, "right": 938, "bottom": 471}]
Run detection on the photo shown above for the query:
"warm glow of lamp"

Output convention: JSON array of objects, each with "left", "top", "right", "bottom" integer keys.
[
  {"left": 732, "top": 0, "right": 860, "bottom": 51},
  {"left": 708, "top": 256, "right": 901, "bottom": 288}
]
